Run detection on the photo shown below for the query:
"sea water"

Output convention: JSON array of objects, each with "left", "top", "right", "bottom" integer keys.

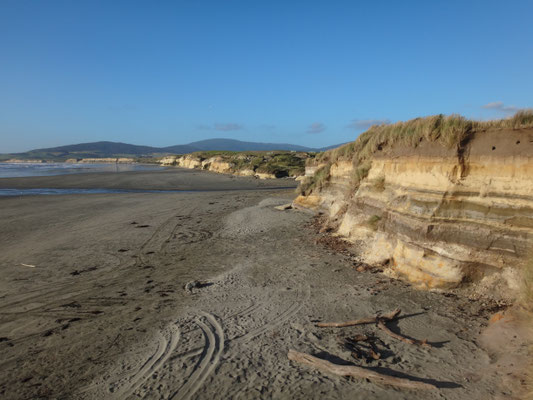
[
  {"left": 0, "top": 162, "right": 167, "bottom": 196},
  {"left": 0, "top": 162, "right": 163, "bottom": 178}
]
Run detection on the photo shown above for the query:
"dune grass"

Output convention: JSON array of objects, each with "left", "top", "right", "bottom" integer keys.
[
  {"left": 301, "top": 110, "right": 533, "bottom": 195},
  {"left": 298, "top": 164, "right": 331, "bottom": 195}
]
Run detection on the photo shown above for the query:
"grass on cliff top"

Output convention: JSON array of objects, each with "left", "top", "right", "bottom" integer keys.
[
  {"left": 316, "top": 109, "right": 533, "bottom": 164},
  {"left": 188, "top": 150, "right": 309, "bottom": 177},
  {"left": 299, "top": 110, "right": 533, "bottom": 196}
]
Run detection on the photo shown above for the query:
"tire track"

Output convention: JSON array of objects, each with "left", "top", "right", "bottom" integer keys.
[
  {"left": 234, "top": 283, "right": 310, "bottom": 343},
  {"left": 171, "top": 303, "right": 257, "bottom": 359},
  {"left": 113, "top": 324, "right": 180, "bottom": 399},
  {"left": 171, "top": 312, "right": 224, "bottom": 400},
  {"left": 135, "top": 213, "right": 183, "bottom": 266}
]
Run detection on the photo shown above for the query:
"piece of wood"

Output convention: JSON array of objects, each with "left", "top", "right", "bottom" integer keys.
[
  {"left": 369, "top": 348, "right": 381, "bottom": 360},
  {"left": 316, "top": 308, "right": 401, "bottom": 328},
  {"left": 377, "top": 319, "right": 431, "bottom": 347},
  {"left": 288, "top": 350, "right": 437, "bottom": 390}
]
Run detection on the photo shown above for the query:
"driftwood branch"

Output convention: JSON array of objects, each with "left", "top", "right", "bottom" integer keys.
[
  {"left": 316, "top": 308, "right": 401, "bottom": 328},
  {"left": 288, "top": 350, "right": 437, "bottom": 390},
  {"left": 377, "top": 320, "right": 431, "bottom": 347}
]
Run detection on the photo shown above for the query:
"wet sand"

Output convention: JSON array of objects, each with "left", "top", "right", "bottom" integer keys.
[
  {"left": 0, "top": 166, "right": 296, "bottom": 191},
  {"left": 0, "top": 168, "right": 512, "bottom": 399}
]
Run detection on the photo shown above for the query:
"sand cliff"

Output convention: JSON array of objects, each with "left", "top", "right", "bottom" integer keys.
[
  {"left": 159, "top": 152, "right": 308, "bottom": 179},
  {"left": 296, "top": 121, "right": 533, "bottom": 294},
  {"left": 65, "top": 157, "right": 136, "bottom": 163}
]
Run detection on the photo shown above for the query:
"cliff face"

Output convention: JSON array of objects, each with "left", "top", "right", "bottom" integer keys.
[
  {"left": 159, "top": 152, "right": 308, "bottom": 179},
  {"left": 5, "top": 159, "right": 46, "bottom": 163},
  {"left": 65, "top": 158, "right": 135, "bottom": 163},
  {"left": 296, "top": 128, "right": 533, "bottom": 293}
]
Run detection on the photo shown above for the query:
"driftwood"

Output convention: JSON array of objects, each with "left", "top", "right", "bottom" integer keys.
[
  {"left": 316, "top": 308, "right": 401, "bottom": 328},
  {"left": 344, "top": 336, "right": 381, "bottom": 361},
  {"left": 377, "top": 319, "right": 431, "bottom": 347},
  {"left": 369, "top": 348, "right": 381, "bottom": 360},
  {"left": 288, "top": 350, "right": 437, "bottom": 390}
]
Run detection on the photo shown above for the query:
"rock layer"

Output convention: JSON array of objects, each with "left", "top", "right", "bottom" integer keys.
[{"left": 296, "top": 128, "right": 533, "bottom": 292}]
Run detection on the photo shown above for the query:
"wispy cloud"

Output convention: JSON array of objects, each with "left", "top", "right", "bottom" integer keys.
[
  {"left": 214, "top": 123, "right": 243, "bottom": 131},
  {"left": 482, "top": 101, "right": 519, "bottom": 114},
  {"left": 306, "top": 122, "right": 326, "bottom": 134},
  {"left": 347, "top": 118, "right": 390, "bottom": 131}
]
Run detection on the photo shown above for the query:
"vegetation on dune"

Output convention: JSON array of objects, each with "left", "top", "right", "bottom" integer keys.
[
  {"left": 298, "top": 163, "right": 331, "bottom": 195},
  {"left": 190, "top": 150, "right": 241, "bottom": 158},
  {"left": 300, "top": 110, "right": 533, "bottom": 196},
  {"left": 185, "top": 150, "right": 310, "bottom": 177}
]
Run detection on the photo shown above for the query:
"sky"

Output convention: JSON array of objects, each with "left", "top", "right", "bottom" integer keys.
[{"left": 1, "top": 0, "right": 532, "bottom": 152}]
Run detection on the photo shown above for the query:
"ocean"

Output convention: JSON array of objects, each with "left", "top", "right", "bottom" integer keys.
[
  {"left": 0, "top": 162, "right": 163, "bottom": 179},
  {"left": 0, "top": 162, "right": 166, "bottom": 196}
]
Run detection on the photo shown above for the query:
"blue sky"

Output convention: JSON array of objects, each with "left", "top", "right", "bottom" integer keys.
[{"left": 1, "top": 0, "right": 532, "bottom": 152}]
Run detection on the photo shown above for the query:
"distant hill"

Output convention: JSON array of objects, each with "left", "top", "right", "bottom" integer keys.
[
  {"left": 32, "top": 141, "right": 162, "bottom": 155},
  {"left": 171, "top": 138, "right": 315, "bottom": 152},
  {"left": 320, "top": 142, "right": 348, "bottom": 151},
  {"left": 0, "top": 139, "right": 342, "bottom": 161}
]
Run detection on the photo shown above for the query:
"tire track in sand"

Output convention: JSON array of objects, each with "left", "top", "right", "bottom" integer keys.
[
  {"left": 113, "top": 324, "right": 180, "bottom": 399},
  {"left": 173, "top": 282, "right": 309, "bottom": 361},
  {"left": 171, "top": 312, "right": 224, "bottom": 400},
  {"left": 232, "top": 283, "right": 311, "bottom": 344}
]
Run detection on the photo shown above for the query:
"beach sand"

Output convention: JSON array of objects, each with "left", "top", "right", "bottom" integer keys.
[{"left": 0, "top": 168, "right": 513, "bottom": 399}]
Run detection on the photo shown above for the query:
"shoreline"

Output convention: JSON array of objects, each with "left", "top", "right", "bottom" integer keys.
[{"left": 0, "top": 166, "right": 298, "bottom": 191}]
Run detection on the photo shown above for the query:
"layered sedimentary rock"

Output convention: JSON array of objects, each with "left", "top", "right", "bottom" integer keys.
[{"left": 296, "top": 128, "right": 533, "bottom": 292}]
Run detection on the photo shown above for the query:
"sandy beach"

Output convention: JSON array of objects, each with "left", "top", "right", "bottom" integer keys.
[{"left": 0, "top": 168, "right": 513, "bottom": 399}]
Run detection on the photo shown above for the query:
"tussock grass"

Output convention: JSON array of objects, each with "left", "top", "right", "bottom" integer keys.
[
  {"left": 303, "top": 110, "right": 533, "bottom": 195},
  {"left": 299, "top": 164, "right": 331, "bottom": 195}
]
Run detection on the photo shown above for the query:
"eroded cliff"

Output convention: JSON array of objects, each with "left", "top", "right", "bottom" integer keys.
[
  {"left": 160, "top": 151, "right": 309, "bottom": 179},
  {"left": 296, "top": 113, "right": 533, "bottom": 295}
]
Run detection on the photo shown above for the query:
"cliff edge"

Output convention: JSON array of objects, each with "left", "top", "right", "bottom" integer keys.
[{"left": 295, "top": 112, "right": 533, "bottom": 296}]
